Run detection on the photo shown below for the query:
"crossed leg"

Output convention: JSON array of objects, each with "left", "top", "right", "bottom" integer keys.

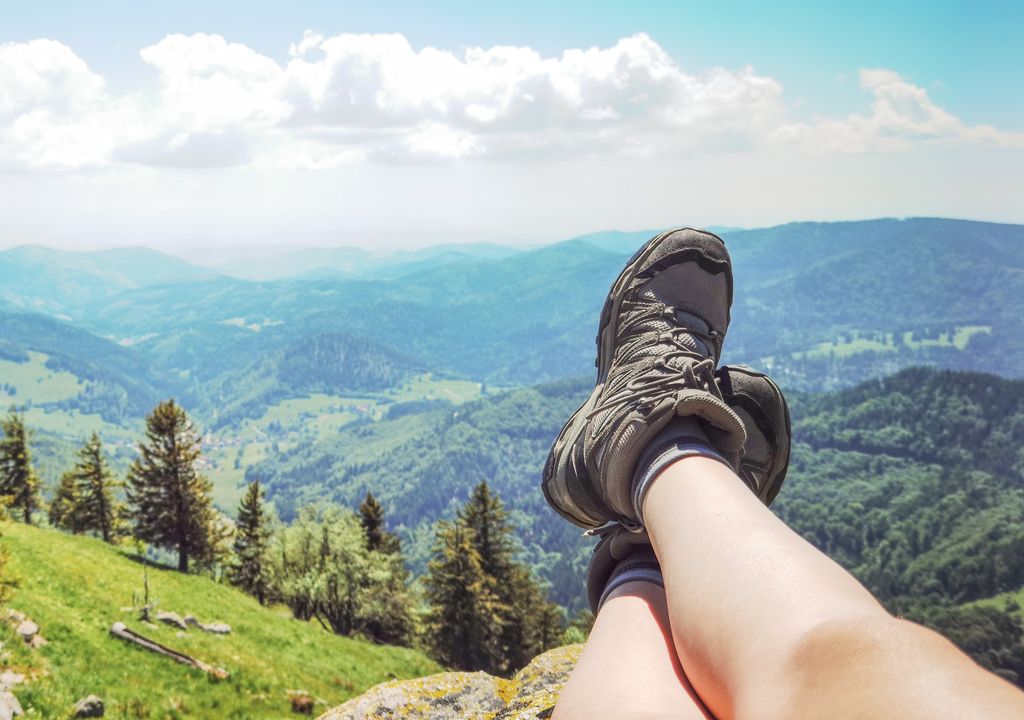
[
  {"left": 555, "top": 580, "right": 712, "bottom": 720},
  {"left": 643, "top": 456, "right": 1024, "bottom": 720}
]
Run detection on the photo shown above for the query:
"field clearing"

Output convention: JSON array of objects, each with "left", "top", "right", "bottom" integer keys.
[
  {"left": 0, "top": 351, "right": 84, "bottom": 404},
  {"left": 794, "top": 325, "right": 993, "bottom": 360}
]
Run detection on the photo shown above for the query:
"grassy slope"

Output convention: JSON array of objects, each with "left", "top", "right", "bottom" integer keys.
[{"left": 1, "top": 523, "right": 438, "bottom": 719}]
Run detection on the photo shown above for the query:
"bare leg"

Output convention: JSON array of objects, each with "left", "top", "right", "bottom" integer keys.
[
  {"left": 644, "top": 456, "right": 1024, "bottom": 720},
  {"left": 555, "top": 580, "right": 713, "bottom": 720}
]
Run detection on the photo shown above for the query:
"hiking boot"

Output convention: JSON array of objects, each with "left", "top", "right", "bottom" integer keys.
[
  {"left": 586, "top": 524, "right": 661, "bottom": 612},
  {"left": 586, "top": 367, "right": 790, "bottom": 610},
  {"left": 542, "top": 227, "right": 746, "bottom": 530},
  {"left": 716, "top": 364, "right": 791, "bottom": 505}
]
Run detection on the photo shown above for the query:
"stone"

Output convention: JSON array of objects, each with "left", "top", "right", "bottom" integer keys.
[
  {"left": 184, "top": 615, "right": 231, "bottom": 634},
  {"left": 201, "top": 622, "right": 231, "bottom": 635},
  {"left": 5, "top": 610, "right": 25, "bottom": 624},
  {"left": 155, "top": 611, "right": 187, "bottom": 631},
  {"left": 15, "top": 621, "right": 37, "bottom": 642},
  {"left": 317, "top": 645, "right": 582, "bottom": 720},
  {"left": 0, "top": 672, "right": 22, "bottom": 691},
  {"left": 290, "top": 693, "right": 315, "bottom": 715},
  {"left": 73, "top": 695, "right": 104, "bottom": 718},
  {"left": 0, "top": 690, "right": 22, "bottom": 720},
  {"left": 28, "top": 635, "right": 47, "bottom": 649}
]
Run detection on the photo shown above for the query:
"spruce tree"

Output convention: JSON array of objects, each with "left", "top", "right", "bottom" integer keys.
[
  {"left": 449, "top": 481, "right": 564, "bottom": 674},
  {"left": 359, "top": 491, "right": 400, "bottom": 554},
  {"left": 424, "top": 519, "right": 503, "bottom": 671},
  {"left": 127, "top": 400, "right": 218, "bottom": 572},
  {"left": 0, "top": 410, "right": 40, "bottom": 524},
  {"left": 49, "top": 471, "right": 84, "bottom": 532},
  {"left": 71, "top": 432, "right": 120, "bottom": 542},
  {"left": 230, "top": 480, "right": 270, "bottom": 603}
]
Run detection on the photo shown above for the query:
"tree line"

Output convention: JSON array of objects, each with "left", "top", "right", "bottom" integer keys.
[{"left": 0, "top": 401, "right": 564, "bottom": 674}]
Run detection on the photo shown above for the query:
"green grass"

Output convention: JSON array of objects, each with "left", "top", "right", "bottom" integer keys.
[
  {"left": 0, "top": 351, "right": 84, "bottom": 404},
  {"left": 1, "top": 522, "right": 438, "bottom": 719}
]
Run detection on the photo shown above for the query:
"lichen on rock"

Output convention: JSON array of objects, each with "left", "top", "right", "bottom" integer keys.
[{"left": 317, "top": 644, "right": 582, "bottom": 720}]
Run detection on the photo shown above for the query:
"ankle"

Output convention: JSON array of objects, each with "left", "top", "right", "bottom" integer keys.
[{"left": 631, "top": 418, "right": 734, "bottom": 524}]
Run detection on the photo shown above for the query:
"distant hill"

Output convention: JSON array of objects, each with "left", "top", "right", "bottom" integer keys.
[
  {"left": 0, "top": 522, "right": 437, "bottom": 718},
  {"left": 0, "top": 245, "right": 221, "bottom": 313},
  {"left": 5, "top": 217, "right": 1022, "bottom": 427},
  {"left": 195, "top": 242, "right": 522, "bottom": 281}
]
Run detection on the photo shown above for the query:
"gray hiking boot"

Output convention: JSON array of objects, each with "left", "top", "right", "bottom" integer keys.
[
  {"left": 542, "top": 227, "right": 746, "bottom": 530},
  {"left": 586, "top": 365, "right": 791, "bottom": 611},
  {"left": 715, "top": 365, "right": 791, "bottom": 505}
]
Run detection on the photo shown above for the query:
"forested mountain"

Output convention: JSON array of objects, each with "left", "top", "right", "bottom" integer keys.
[
  {"left": 246, "top": 367, "right": 1024, "bottom": 625},
  {"left": 200, "top": 332, "right": 425, "bottom": 428}
]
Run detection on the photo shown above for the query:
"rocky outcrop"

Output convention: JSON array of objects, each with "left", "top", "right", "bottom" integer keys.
[
  {"left": 73, "top": 695, "right": 104, "bottom": 718},
  {"left": 318, "top": 644, "right": 582, "bottom": 720}
]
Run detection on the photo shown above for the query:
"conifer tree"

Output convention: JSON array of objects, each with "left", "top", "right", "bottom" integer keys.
[
  {"left": 49, "top": 471, "right": 84, "bottom": 533},
  {"left": 230, "top": 480, "right": 270, "bottom": 603},
  {"left": 0, "top": 410, "right": 40, "bottom": 524},
  {"left": 424, "top": 519, "right": 503, "bottom": 671},
  {"left": 359, "top": 491, "right": 400, "bottom": 554},
  {"left": 71, "top": 432, "right": 120, "bottom": 542},
  {"left": 127, "top": 400, "right": 218, "bottom": 572}
]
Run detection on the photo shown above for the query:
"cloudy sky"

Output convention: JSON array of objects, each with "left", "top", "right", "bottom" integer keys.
[{"left": 2, "top": 0, "right": 1022, "bottom": 253}]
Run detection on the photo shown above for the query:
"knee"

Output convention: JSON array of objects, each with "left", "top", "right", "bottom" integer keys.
[{"left": 737, "top": 614, "right": 906, "bottom": 720}]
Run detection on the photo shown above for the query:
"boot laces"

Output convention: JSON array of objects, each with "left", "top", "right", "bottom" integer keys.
[{"left": 588, "top": 301, "right": 723, "bottom": 420}]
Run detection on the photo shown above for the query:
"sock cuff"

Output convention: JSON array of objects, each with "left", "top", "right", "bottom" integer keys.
[
  {"left": 597, "top": 560, "right": 664, "bottom": 611},
  {"left": 632, "top": 439, "right": 733, "bottom": 524}
]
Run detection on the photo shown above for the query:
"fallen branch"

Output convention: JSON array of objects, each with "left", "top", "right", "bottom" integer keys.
[{"left": 109, "top": 622, "right": 229, "bottom": 680}]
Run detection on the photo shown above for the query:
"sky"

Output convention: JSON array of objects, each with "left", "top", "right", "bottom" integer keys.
[{"left": 1, "top": 0, "right": 1022, "bottom": 254}]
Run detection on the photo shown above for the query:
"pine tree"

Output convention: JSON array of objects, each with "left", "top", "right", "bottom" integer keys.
[
  {"left": 460, "top": 482, "right": 515, "bottom": 580},
  {"left": 126, "top": 400, "right": 218, "bottom": 573},
  {"left": 49, "top": 471, "right": 83, "bottom": 532},
  {"left": 0, "top": 410, "right": 40, "bottom": 524},
  {"left": 442, "top": 481, "right": 563, "bottom": 674},
  {"left": 359, "top": 491, "right": 400, "bottom": 554},
  {"left": 71, "top": 432, "right": 120, "bottom": 542},
  {"left": 424, "top": 519, "right": 503, "bottom": 671},
  {"left": 230, "top": 480, "right": 270, "bottom": 603}
]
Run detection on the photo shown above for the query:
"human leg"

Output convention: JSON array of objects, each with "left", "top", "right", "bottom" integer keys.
[
  {"left": 555, "top": 579, "right": 711, "bottom": 720},
  {"left": 644, "top": 454, "right": 1024, "bottom": 720}
]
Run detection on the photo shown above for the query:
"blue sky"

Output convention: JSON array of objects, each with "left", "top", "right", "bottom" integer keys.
[{"left": 1, "top": 1, "right": 1021, "bottom": 252}]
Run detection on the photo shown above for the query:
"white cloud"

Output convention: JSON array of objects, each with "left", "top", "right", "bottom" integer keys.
[
  {"left": 779, "top": 68, "right": 1024, "bottom": 153},
  {"left": 0, "top": 33, "right": 1020, "bottom": 171}
]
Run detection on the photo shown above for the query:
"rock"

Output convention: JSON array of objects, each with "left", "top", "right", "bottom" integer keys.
[
  {"left": 201, "top": 622, "right": 231, "bottom": 635},
  {"left": 317, "top": 645, "right": 582, "bottom": 720},
  {"left": 155, "top": 611, "right": 187, "bottom": 631},
  {"left": 28, "top": 635, "right": 47, "bottom": 649},
  {"left": 5, "top": 610, "right": 25, "bottom": 624},
  {"left": 15, "top": 621, "right": 37, "bottom": 642},
  {"left": 184, "top": 615, "right": 231, "bottom": 634},
  {"left": 0, "top": 672, "right": 22, "bottom": 691},
  {"left": 290, "top": 693, "right": 315, "bottom": 715},
  {"left": 73, "top": 695, "right": 104, "bottom": 718},
  {"left": 0, "top": 690, "right": 22, "bottom": 720}
]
